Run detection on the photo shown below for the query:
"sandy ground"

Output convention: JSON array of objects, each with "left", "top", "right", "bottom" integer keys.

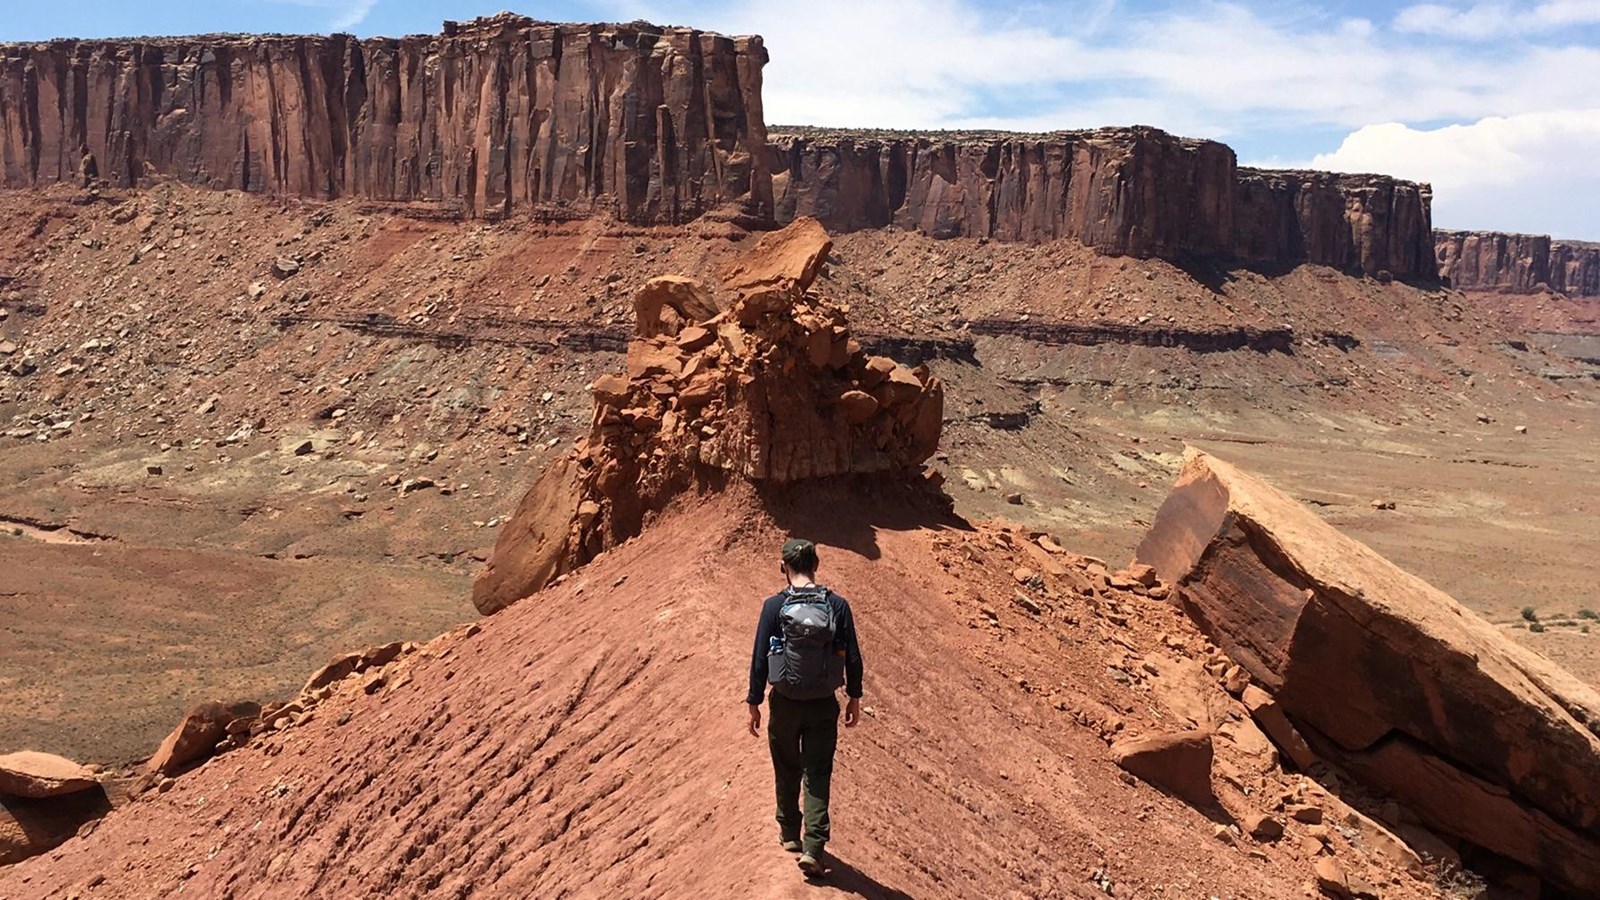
[{"left": 1, "top": 183, "right": 1596, "bottom": 769}]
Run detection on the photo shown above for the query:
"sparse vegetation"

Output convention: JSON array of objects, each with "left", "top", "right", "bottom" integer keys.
[
  {"left": 1529, "top": 621, "right": 1547, "bottom": 633},
  {"left": 1579, "top": 608, "right": 1598, "bottom": 620},
  {"left": 1520, "top": 606, "right": 1539, "bottom": 622},
  {"left": 1583, "top": 625, "right": 1591, "bottom": 635},
  {"left": 1433, "top": 863, "right": 1488, "bottom": 898}
]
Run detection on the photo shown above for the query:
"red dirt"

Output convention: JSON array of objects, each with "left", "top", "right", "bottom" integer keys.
[{"left": 0, "top": 484, "right": 1450, "bottom": 898}]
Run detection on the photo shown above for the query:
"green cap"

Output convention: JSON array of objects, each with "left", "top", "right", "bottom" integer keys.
[{"left": 781, "top": 538, "right": 818, "bottom": 572}]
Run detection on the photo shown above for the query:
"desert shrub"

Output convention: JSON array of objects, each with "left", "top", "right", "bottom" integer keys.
[
  {"left": 1578, "top": 608, "right": 1598, "bottom": 620},
  {"left": 1583, "top": 625, "right": 1591, "bottom": 635},
  {"left": 1529, "top": 621, "right": 1547, "bottom": 633},
  {"left": 1520, "top": 606, "right": 1539, "bottom": 622}
]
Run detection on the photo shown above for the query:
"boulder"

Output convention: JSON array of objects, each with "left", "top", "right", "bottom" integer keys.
[
  {"left": 835, "top": 390, "right": 879, "bottom": 424},
  {"left": 1109, "top": 729, "right": 1215, "bottom": 808},
  {"left": 0, "top": 752, "right": 97, "bottom": 798},
  {"left": 718, "top": 216, "right": 831, "bottom": 301},
  {"left": 1137, "top": 449, "right": 1600, "bottom": 897},
  {"left": 148, "top": 700, "right": 263, "bottom": 776},
  {"left": 472, "top": 454, "right": 586, "bottom": 615}
]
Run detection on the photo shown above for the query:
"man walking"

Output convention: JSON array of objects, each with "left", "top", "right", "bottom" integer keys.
[{"left": 746, "top": 537, "right": 864, "bottom": 879}]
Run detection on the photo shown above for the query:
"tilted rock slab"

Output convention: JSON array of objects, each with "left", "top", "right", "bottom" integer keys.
[
  {"left": 1136, "top": 449, "right": 1600, "bottom": 896},
  {"left": 473, "top": 216, "right": 943, "bottom": 614},
  {"left": 0, "top": 752, "right": 96, "bottom": 799},
  {"left": 0, "top": 14, "right": 770, "bottom": 224}
]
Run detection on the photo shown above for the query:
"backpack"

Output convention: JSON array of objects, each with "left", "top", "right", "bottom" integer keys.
[{"left": 767, "top": 586, "right": 846, "bottom": 700}]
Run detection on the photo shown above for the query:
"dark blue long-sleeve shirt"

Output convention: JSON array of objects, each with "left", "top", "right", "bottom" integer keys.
[{"left": 747, "top": 587, "right": 864, "bottom": 705}]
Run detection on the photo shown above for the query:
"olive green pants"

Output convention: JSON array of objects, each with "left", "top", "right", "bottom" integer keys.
[{"left": 767, "top": 690, "right": 839, "bottom": 855}]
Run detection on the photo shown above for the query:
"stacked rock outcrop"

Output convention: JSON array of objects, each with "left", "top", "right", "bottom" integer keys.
[
  {"left": 1435, "top": 230, "right": 1600, "bottom": 296},
  {"left": 1136, "top": 450, "right": 1600, "bottom": 896},
  {"left": 0, "top": 14, "right": 770, "bottom": 222},
  {"left": 472, "top": 216, "right": 944, "bottom": 614},
  {"left": 768, "top": 129, "right": 1436, "bottom": 279}
]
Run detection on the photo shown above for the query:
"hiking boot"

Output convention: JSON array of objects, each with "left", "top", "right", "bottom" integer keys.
[
  {"left": 797, "top": 851, "right": 825, "bottom": 879},
  {"left": 780, "top": 839, "right": 802, "bottom": 853}
]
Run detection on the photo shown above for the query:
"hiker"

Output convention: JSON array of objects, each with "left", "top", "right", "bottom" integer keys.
[{"left": 746, "top": 537, "right": 864, "bottom": 879}]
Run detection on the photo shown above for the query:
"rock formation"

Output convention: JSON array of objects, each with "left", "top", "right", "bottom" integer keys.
[
  {"left": 0, "top": 752, "right": 96, "bottom": 799},
  {"left": 1435, "top": 230, "right": 1600, "bottom": 296},
  {"left": 147, "top": 700, "right": 262, "bottom": 776},
  {"left": 0, "top": 751, "right": 110, "bottom": 864},
  {"left": 1136, "top": 449, "right": 1600, "bottom": 897},
  {"left": 768, "top": 129, "right": 1436, "bottom": 279},
  {"left": 472, "top": 216, "right": 944, "bottom": 614},
  {"left": 0, "top": 14, "right": 770, "bottom": 223}
]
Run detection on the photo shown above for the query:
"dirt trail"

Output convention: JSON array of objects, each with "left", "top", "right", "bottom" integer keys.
[{"left": 1, "top": 484, "right": 1396, "bottom": 899}]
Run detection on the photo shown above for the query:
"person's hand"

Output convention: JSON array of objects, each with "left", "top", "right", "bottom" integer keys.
[
  {"left": 747, "top": 703, "right": 762, "bottom": 737},
  {"left": 844, "top": 697, "right": 861, "bottom": 728}
]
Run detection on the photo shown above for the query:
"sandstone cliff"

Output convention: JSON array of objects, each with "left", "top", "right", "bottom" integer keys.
[
  {"left": 0, "top": 14, "right": 770, "bottom": 222},
  {"left": 769, "top": 129, "right": 1435, "bottom": 279},
  {"left": 1436, "top": 230, "right": 1600, "bottom": 297}
]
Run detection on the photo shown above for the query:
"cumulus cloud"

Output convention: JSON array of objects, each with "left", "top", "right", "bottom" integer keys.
[
  {"left": 1395, "top": 1, "right": 1600, "bottom": 39},
  {"left": 267, "top": 0, "right": 377, "bottom": 31},
  {"left": 1310, "top": 110, "right": 1600, "bottom": 237},
  {"left": 609, "top": 0, "right": 1600, "bottom": 234}
]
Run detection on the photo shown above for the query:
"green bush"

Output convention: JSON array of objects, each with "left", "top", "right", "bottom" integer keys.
[
  {"left": 1578, "top": 608, "right": 1598, "bottom": 620},
  {"left": 1529, "top": 621, "right": 1547, "bottom": 633},
  {"left": 1521, "top": 606, "right": 1539, "bottom": 622}
]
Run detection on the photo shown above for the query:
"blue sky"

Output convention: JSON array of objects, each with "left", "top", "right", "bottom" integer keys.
[{"left": 6, "top": 1, "right": 1600, "bottom": 237}]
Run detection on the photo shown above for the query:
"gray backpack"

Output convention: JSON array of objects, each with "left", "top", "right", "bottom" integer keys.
[{"left": 767, "top": 586, "right": 846, "bottom": 700}]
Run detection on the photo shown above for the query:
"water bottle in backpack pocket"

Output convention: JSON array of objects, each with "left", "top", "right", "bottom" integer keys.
[{"left": 768, "top": 586, "right": 845, "bottom": 700}]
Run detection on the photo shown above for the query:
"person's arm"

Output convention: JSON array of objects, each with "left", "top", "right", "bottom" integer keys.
[
  {"left": 747, "top": 596, "right": 778, "bottom": 737},
  {"left": 747, "top": 596, "right": 778, "bottom": 705},
  {"left": 835, "top": 595, "right": 864, "bottom": 726}
]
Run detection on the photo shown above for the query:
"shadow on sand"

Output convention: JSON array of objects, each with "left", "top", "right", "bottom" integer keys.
[
  {"left": 813, "top": 854, "right": 917, "bottom": 899},
  {"left": 757, "top": 476, "right": 971, "bottom": 564}
]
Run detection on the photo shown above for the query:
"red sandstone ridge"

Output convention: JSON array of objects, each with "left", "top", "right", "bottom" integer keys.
[
  {"left": 768, "top": 128, "right": 1436, "bottom": 279},
  {"left": 0, "top": 14, "right": 770, "bottom": 223},
  {"left": 472, "top": 216, "right": 944, "bottom": 614},
  {"left": 1436, "top": 230, "right": 1600, "bottom": 296}
]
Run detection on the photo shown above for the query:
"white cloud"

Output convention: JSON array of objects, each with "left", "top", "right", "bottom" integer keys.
[
  {"left": 267, "top": 0, "right": 377, "bottom": 31},
  {"left": 1310, "top": 110, "right": 1600, "bottom": 237},
  {"left": 1394, "top": 1, "right": 1600, "bottom": 39},
  {"left": 610, "top": 0, "right": 1600, "bottom": 234}
]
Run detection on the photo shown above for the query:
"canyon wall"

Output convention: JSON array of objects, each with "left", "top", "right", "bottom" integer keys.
[
  {"left": 1435, "top": 230, "right": 1600, "bottom": 297},
  {"left": 0, "top": 14, "right": 771, "bottom": 222},
  {"left": 769, "top": 130, "right": 1436, "bottom": 279},
  {"left": 0, "top": 15, "right": 1450, "bottom": 278}
]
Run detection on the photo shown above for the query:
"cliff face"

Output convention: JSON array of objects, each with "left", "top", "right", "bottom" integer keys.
[
  {"left": 1436, "top": 230, "right": 1600, "bottom": 296},
  {"left": 0, "top": 15, "right": 770, "bottom": 222},
  {"left": 0, "top": 15, "right": 1450, "bottom": 278},
  {"left": 769, "top": 129, "right": 1435, "bottom": 279}
]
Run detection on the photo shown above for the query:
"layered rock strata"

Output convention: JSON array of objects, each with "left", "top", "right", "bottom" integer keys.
[
  {"left": 1, "top": 751, "right": 110, "bottom": 864},
  {"left": 472, "top": 216, "right": 944, "bottom": 614},
  {"left": 768, "top": 129, "right": 1435, "bottom": 278},
  {"left": 0, "top": 14, "right": 770, "bottom": 222},
  {"left": 1136, "top": 450, "right": 1600, "bottom": 897},
  {"left": 1435, "top": 230, "right": 1600, "bottom": 296}
]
